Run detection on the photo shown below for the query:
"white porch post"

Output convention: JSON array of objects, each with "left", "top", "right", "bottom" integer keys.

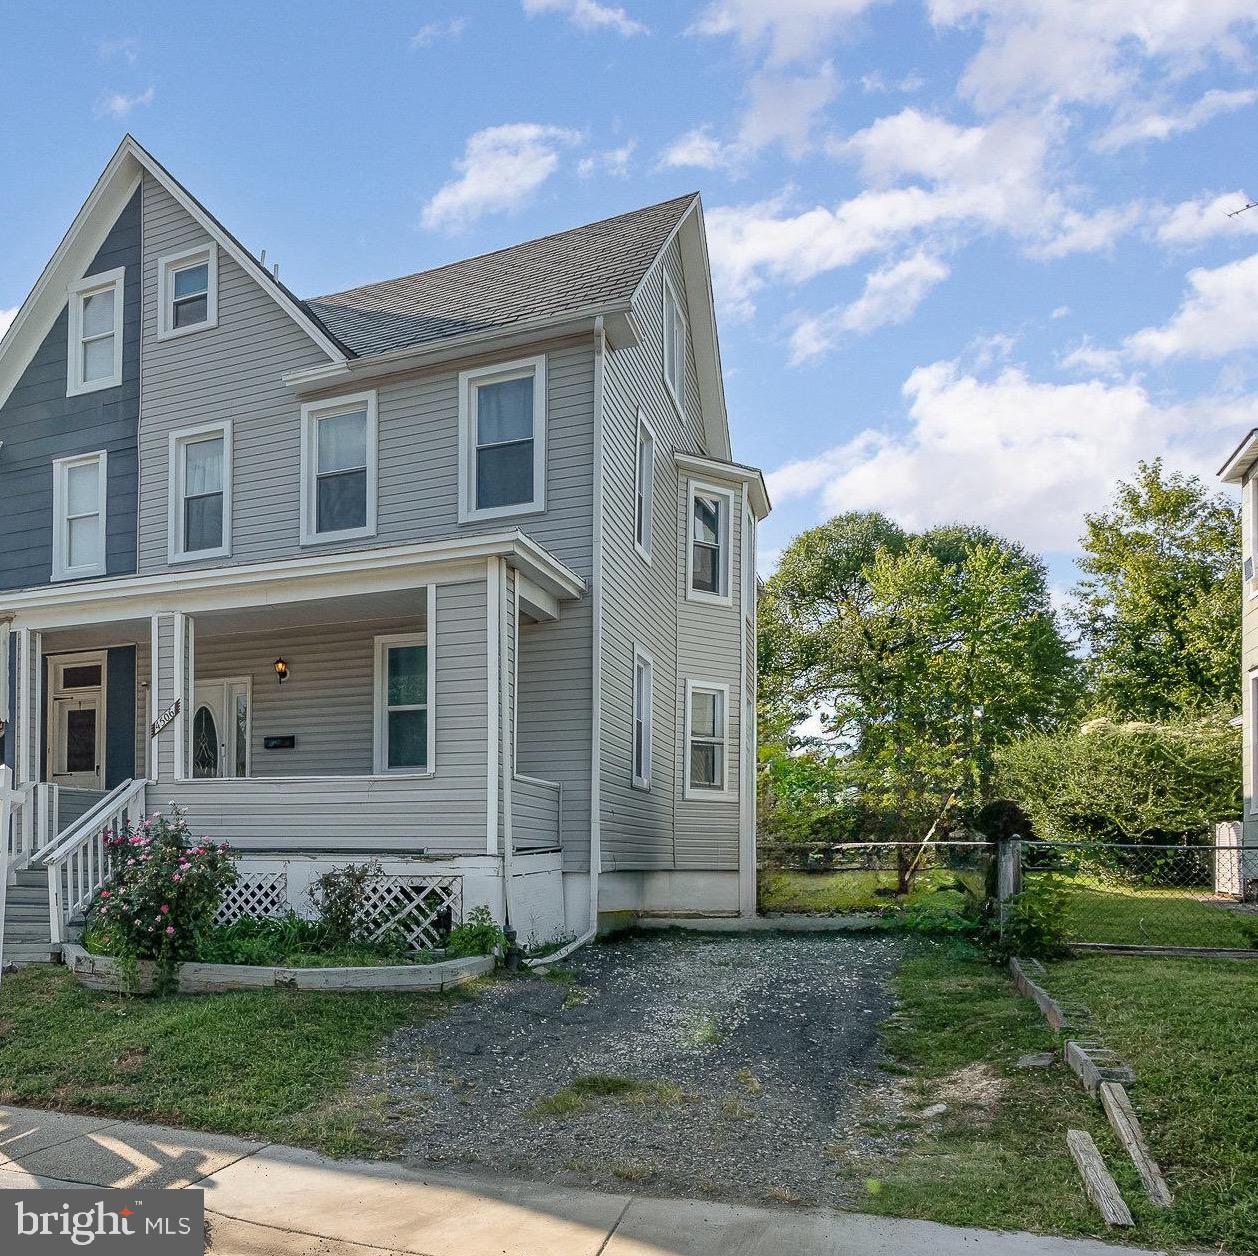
[
  {"left": 486, "top": 559, "right": 502, "bottom": 859},
  {"left": 150, "top": 612, "right": 190, "bottom": 784},
  {"left": 13, "top": 627, "right": 39, "bottom": 789}
]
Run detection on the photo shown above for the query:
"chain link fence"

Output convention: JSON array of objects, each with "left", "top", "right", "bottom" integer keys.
[
  {"left": 757, "top": 840, "right": 993, "bottom": 919},
  {"left": 1019, "top": 839, "right": 1258, "bottom": 951}
]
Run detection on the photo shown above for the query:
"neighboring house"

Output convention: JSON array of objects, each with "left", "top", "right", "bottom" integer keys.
[{"left": 0, "top": 136, "right": 769, "bottom": 957}]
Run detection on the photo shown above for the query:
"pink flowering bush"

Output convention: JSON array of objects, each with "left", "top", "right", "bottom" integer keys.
[{"left": 86, "top": 806, "right": 237, "bottom": 992}]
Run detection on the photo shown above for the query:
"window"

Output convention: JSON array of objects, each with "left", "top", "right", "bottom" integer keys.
[
  {"left": 66, "top": 267, "right": 124, "bottom": 396},
  {"left": 687, "top": 480, "right": 733, "bottom": 604},
  {"left": 685, "top": 681, "right": 728, "bottom": 798},
  {"left": 632, "top": 645, "right": 653, "bottom": 790},
  {"left": 300, "top": 391, "right": 378, "bottom": 545},
  {"left": 634, "top": 412, "right": 655, "bottom": 563},
  {"left": 662, "top": 271, "right": 686, "bottom": 415},
  {"left": 743, "top": 503, "right": 756, "bottom": 619},
  {"left": 374, "top": 632, "right": 433, "bottom": 774},
  {"left": 458, "top": 356, "right": 547, "bottom": 521},
  {"left": 169, "top": 423, "right": 232, "bottom": 561},
  {"left": 158, "top": 245, "right": 218, "bottom": 338},
  {"left": 52, "top": 451, "right": 107, "bottom": 581},
  {"left": 1247, "top": 476, "right": 1258, "bottom": 586}
]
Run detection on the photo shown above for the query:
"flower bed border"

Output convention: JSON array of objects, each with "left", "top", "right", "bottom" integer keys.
[{"left": 62, "top": 944, "right": 494, "bottom": 994}]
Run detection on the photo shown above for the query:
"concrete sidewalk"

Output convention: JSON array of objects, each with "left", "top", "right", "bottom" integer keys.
[{"left": 0, "top": 1105, "right": 1188, "bottom": 1256}]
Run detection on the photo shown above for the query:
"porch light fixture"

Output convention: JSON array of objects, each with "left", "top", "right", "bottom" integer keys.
[{"left": 273, "top": 657, "right": 289, "bottom": 684}]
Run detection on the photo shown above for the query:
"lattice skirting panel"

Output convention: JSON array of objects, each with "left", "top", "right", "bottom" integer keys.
[
  {"left": 358, "top": 876, "right": 463, "bottom": 951},
  {"left": 214, "top": 872, "right": 289, "bottom": 926}
]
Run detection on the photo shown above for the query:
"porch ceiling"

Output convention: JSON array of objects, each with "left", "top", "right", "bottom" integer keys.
[{"left": 194, "top": 589, "right": 426, "bottom": 637}]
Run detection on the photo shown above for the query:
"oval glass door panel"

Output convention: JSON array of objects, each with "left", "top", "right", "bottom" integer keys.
[{"left": 192, "top": 705, "right": 221, "bottom": 778}]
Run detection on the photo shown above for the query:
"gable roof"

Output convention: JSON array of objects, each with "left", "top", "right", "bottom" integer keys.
[{"left": 305, "top": 193, "right": 697, "bottom": 358}]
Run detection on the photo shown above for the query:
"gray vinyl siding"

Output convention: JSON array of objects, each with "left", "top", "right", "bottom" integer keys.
[
  {"left": 1242, "top": 474, "right": 1257, "bottom": 843},
  {"left": 598, "top": 238, "right": 743, "bottom": 873},
  {"left": 0, "top": 189, "right": 140, "bottom": 591}
]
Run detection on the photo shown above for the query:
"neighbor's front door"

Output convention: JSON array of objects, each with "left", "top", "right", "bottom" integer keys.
[
  {"left": 192, "top": 679, "right": 251, "bottom": 779},
  {"left": 48, "top": 652, "right": 106, "bottom": 790}
]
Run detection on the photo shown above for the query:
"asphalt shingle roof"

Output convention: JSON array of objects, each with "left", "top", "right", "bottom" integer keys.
[{"left": 303, "top": 193, "right": 697, "bottom": 359}]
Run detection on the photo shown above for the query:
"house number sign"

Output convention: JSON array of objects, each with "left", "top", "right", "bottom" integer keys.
[{"left": 150, "top": 699, "right": 181, "bottom": 740}]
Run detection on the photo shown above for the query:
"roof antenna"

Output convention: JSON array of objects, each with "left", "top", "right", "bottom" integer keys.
[
  {"left": 273, "top": 262, "right": 280, "bottom": 281},
  {"left": 259, "top": 248, "right": 267, "bottom": 267},
  {"left": 1226, "top": 199, "right": 1257, "bottom": 219}
]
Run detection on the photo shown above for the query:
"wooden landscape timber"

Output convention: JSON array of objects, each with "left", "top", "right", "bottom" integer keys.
[
  {"left": 1066, "top": 1129, "right": 1134, "bottom": 1227},
  {"left": 1099, "top": 1081, "right": 1173, "bottom": 1208}
]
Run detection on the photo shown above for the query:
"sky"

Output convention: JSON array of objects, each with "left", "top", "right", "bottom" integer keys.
[{"left": 2, "top": 0, "right": 1257, "bottom": 591}]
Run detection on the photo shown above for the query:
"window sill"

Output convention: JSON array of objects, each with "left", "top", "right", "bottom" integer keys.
[
  {"left": 631, "top": 777, "right": 651, "bottom": 793},
  {"left": 634, "top": 542, "right": 653, "bottom": 566},
  {"left": 51, "top": 565, "right": 107, "bottom": 584},
  {"left": 683, "top": 786, "right": 737, "bottom": 803},
  {"left": 299, "top": 526, "right": 377, "bottom": 548},
  {"left": 157, "top": 319, "right": 218, "bottom": 343},
  {"left": 66, "top": 376, "right": 120, "bottom": 399},
  {"left": 168, "top": 545, "right": 231, "bottom": 565},
  {"left": 686, "top": 588, "right": 733, "bottom": 609},
  {"left": 459, "top": 501, "right": 546, "bottom": 525}
]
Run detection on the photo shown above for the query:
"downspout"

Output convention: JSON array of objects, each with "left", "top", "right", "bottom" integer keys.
[
  {"left": 501, "top": 561, "right": 515, "bottom": 927},
  {"left": 525, "top": 315, "right": 606, "bottom": 968}
]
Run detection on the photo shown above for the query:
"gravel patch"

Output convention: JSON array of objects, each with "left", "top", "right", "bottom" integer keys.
[{"left": 358, "top": 929, "right": 907, "bottom": 1207}]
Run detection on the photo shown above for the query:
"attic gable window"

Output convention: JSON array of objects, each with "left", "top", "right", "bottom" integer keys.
[
  {"left": 66, "top": 268, "right": 124, "bottom": 396},
  {"left": 158, "top": 244, "right": 218, "bottom": 339},
  {"left": 662, "top": 270, "right": 686, "bottom": 416}
]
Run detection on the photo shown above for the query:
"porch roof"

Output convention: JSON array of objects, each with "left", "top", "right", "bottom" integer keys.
[{"left": 2, "top": 530, "right": 585, "bottom": 630}]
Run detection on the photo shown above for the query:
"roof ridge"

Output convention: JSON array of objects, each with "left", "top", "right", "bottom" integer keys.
[{"left": 308, "top": 191, "right": 699, "bottom": 305}]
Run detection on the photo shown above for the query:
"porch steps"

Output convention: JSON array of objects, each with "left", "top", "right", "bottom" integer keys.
[{"left": 2, "top": 868, "right": 56, "bottom": 965}]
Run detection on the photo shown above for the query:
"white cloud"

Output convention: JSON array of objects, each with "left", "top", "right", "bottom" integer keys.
[
  {"left": 97, "top": 36, "right": 140, "bottom": 63},
  {"left": 94, "top": 86, "right": 155, "bottom": 118},
  {"left": 0, "top": 307, "right": 18, "bottom": 341},
  {"left": 1031, "top": 203, "right": 1144, "bottom": 260},
  {"left": 1051, "top": 306, "right": 1070, "bottom": 319},
  {"left": 767, "top": 357, "right": 1252, "bottom": 552},
  {"left": 577, "top": 140, "right": 636, "bottom": 179},
  {"left": 1094, "top": 88, "right": 1257, "bottom": 152},
  {"left": 928, "top": 0, "right": 1258, "bottom": 114},
  {"left": 690, "top": 0, "right": 885, "bottom": 65},
  {"left": 421, "top": 123, "right": 582, "bottom": 231},
  {"left": 410, "top": 18, "right": 466, "bottom": 46},
  {"left": 1125, "top": 251, "right": 1258, "bottom": 362},
  {"left": 1059, "top": 339, "right": 1124, "bottom": 376},
  {"left": 1156, "top": 191, "right": 1258, "bottom": 246},
  {"left": 522, "top": 0, "right": 646, "bottom": 35},
  {"left": 789, "top": 252, "right": 949, "bottom": 361},
  {"left": 659, "top": 126, "right": 737, "bottom": 172},
  {"left": 861, "top": 70, "right": 924, "bottom": 93}
]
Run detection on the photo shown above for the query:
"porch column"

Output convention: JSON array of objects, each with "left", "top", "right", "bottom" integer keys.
[
  {"left": 12, "top": 627, "right": 40, "bottom": 788},
  {"left": 150, "top": 612, "right": 193, "bottom": 783}
]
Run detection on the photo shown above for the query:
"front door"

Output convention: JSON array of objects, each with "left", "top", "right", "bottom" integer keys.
[
  {"left": 48, "top": 652, "right": 106, "bottom": 790},
  {"left": 192, "top": 679, "right": 251, "bottom": 779}
]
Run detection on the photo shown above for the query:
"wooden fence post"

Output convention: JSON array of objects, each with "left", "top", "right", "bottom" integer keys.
[{"left": 997, "top": 835, "right": 1022, "bottom": 923}]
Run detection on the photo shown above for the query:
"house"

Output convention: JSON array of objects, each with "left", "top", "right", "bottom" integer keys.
[{"left": 0, "top": 136, "right": 770, "bottom": 961}]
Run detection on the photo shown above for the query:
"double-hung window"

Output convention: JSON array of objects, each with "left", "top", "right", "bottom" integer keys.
[
  {"left": 374, "top": 630, "right": 433, "bottom": 774},
  {"left": 459, "top": 355, "right": 547, "bottom": 521},
  {"left": 158, "top": 244, "right": 218, "bottom": 338},
  {"left": 300, "top": 392, "right": 378, "bottom": 545},
  {"left": 66, "top": 268, "right": 124, "bottom": 396},
  {"left": 685, "top": 681, "right": 728, "bottom": 798},
  {"left": 662, "top": 272, "right": 686, "bottom": 415},
  {"left": 169, "top": 423, "right": 231, "bottom": 561},
  {"left": 634, "top": 412, "right": 655, "bottom": 562},
  {"left": 632, "top": 645, "right": 653, "bottom": 790},
  {"left": 52, "top": 451, "right": 108, "bottom": 581},
  {"left": 687, "top": 481, "right": 733, "bottom": 604}
]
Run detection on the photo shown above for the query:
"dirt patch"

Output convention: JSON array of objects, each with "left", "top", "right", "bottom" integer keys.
[
  {"left": 350, "top": 929, "right": 907, "bottom": 1208},
  {"left": 931, "top": 1062, "right": 1006, "bottom": 1115}
]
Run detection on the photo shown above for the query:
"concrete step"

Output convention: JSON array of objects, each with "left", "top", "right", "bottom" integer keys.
[{"left": 3, "top": 945, "right": 56, "bottom": 965}]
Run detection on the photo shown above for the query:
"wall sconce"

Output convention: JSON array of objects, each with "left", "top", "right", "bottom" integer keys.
[{"left": 274, "top": 658, "right": 289, "bottom": 684}]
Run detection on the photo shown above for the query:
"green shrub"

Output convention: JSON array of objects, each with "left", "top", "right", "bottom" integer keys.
[
  {"left": 445, "top": 905, "right": 504, "bottom": 958},
  {"left": 308, "top": 860, "right": 384, "bottom": 944},
  {"left": 194, "top": 913, "right": 413, "bottom": 967},
  {"left": 987, "top": 878, "right": 1071, "bottom": 963}
]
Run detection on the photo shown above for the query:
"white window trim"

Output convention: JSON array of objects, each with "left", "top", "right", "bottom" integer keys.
[
  {"left": 743, "top": 502, "right": 756, "bottom": 620},
  {"left": 66, "top": 267, "right": 125, "bottom": 397},
  {"left": 632, "top": 642, "right": 654, "bottom": 791},
  {"left": 373, "top": 629, "right": 435, "bottom": 776},
  {"left": 51, "top": 450, "right": 108, "bottom": 582},
  {"left": 299, "top": 390, "right": 378, "bottom": 546},
  {"left": 684, "top": 679, "right": 732, "bottom": 801},
  {"left": 157, "top": 243, "right": 219, "bottom": 341},
  {"left": 686, "top": 478, "right": 735, "bottom": 607},
  {"left": 1246, "top": 475, "right": 1258, "bottom": 597},
  {"left": 662, "top": 270, "right": 686, "bottom": 419},
  {"left": 458, "top": 354, "right": 547, "bottom": 523},
  {"left": 634, "top": 410, "right": 655, "bottom": 565},
  {"left": 168, "top": 421, "right": 233, "bottom": 563}
]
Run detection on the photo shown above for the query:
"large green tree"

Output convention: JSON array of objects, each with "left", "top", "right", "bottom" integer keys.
[
  {"left": 760, "top": 513, "right": 1079, "bottom": 842},
  {"left": 1072, "top": 459, "right": 1240, "bottom": 719}
]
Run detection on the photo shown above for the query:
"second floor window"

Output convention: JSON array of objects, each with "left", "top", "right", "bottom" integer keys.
[
  {"left": 688, "top": 482, "right": 732, "bottom": 604},
  {"left": 459, "top": 356, "right": 547, "bottom": 522},
  {"left": 685, "top": 681, "right": 728, "bottom": 797},
  {"left": 635, "top": 413, "right": 655, "bottom": 562},
  {"left": 300, "top": 392, "right": 378, "bottom": 545},
  {"left": 67, "top": 268, "right": 124, "bottom": 396},
  {"left": 170, "top": 424, "right": 231, "bottom": 561},
  {"left": 52, "top": 451, "right": 107, "bottom": 581},
  {"left": 158, "top": 245, "right": 218, "bottom": 338}
]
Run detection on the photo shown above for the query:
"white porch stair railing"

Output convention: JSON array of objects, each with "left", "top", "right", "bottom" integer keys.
[
  {"left": 1, "top": 766, "right": 41, "bottom": 872},
  {"left": 32, "top": 778, "right": 146, "bottom": 946}
]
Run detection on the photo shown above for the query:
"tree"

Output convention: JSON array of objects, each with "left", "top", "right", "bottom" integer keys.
[
  {"left": 760, "top": 514, "right": 1079, "bottom": 854},
  {"left": 1072, "top": 459, "right": 1240, "bottom": 719}
]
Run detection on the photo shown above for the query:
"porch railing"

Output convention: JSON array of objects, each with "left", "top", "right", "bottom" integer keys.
[
  {"left": 34, "top": 778, "right": 146, "bottom": 946},
  {"left": 0, "top": 766, "right": 39, "bottom": 871}
]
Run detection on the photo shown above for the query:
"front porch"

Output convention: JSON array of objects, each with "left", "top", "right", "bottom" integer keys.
[{"left": 1, "top": 535, "right": 585, "bottom": 952}]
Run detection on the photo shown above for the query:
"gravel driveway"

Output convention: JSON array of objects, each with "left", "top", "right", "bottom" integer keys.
[{"left": 360, "top": 929, "right": 906, "bottom": 1207}]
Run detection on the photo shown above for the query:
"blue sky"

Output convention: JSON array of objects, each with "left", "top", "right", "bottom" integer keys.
[{"left": 2, "top": 1, "right": 1257, "bottom": 590}]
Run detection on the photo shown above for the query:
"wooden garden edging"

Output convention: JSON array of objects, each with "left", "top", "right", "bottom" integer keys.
[{"left": 63, "top": 944, "right": 494, "bottom": 994}]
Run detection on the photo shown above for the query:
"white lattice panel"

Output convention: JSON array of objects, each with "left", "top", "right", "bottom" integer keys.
[
  {"left": 358, "top": 876, "right": 462, "bottom": 951},
  {"left": 215, "top": 872, "right": 289, "bottom": 925}
]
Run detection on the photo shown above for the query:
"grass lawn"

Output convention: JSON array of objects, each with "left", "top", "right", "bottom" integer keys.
[
  {"left": 0, "top": 965, "right": 466, "bottom": 1157},
  {"left": 758, "top": 867, "right": 969, "bottom": 914},
  {"left": 850, "top": 941, "right": 1258, "bottom": 1255}
]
